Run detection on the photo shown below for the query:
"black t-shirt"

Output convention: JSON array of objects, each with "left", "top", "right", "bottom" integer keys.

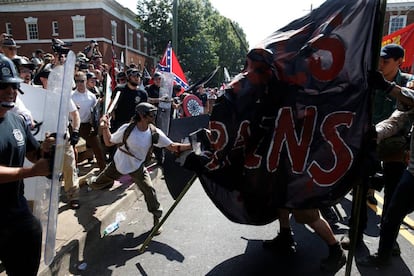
[
  {"left": 111, "top": 84, "right": 148, "bottom": 131},
  {"left": 194, "top": 92, "right": 208, "bottom": 107},
  {"left": 145, "top": 84, "right": 160, "bottom": 103},
  {"left": 0, "top": 112, "right": 39, "bottom": 222}
]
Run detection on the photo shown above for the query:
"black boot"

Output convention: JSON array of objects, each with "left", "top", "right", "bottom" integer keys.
[
  {"left": 262, "top": 227, "right": 296, "bottom": 255},
  {"left": 320, "top": 242, "right": 346, "bottom": 272}
]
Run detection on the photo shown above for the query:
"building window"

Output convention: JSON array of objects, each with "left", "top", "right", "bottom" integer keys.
[
  {"left": 389, "top": 15, "right": 407, "bottom": 34},
  {"left": 111, "top": 20, "right": 117, "bottom": 42},
  {"left": 137, "top": 33, "right": 141, "bottom": 51},
  {"left": 24, "top": 17, "right": 39, "bottom": 40},
  {"left": 71, "top": 15, "right": 85, "bottom": 38},
  {"left": 5, "top": 23, "right": 12, "bottom": 36},
  {"left": 144, "top": 37, "right": 148, "bottom": 54},
  {"left": 52, "top": 21, "right": 59, "bottom": 36},
  {"left": 128, "top": 29, "right": 133, "bottom": 48}
]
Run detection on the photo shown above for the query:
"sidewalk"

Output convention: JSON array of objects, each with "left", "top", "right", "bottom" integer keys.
[{"left": 36, "top": 160, "right": 161, "bottom": 276}]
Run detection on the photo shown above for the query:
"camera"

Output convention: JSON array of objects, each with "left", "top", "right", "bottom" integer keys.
[
  {"left": 90, "top": 40, "right": 98, "bottom": 47},
  {"left": 51, "top": 38, "right": 72, "bottom": 55}
]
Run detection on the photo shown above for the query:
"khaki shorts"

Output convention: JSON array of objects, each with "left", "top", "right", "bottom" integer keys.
[{"left": 292, "top": 208, "right": 320, "bottom": 224}]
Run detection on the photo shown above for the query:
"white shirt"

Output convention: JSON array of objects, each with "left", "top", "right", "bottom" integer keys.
[
  {"left": 71, "top": 89, "right": 97, "bottom": 123},
  {"left": 12, "top": 96, "right": 33, "bottom": 125},
  {"left": 111, "top": 123, "right": 173, "bottom": 174}
]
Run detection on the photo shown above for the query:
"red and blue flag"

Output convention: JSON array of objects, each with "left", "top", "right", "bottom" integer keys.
[{"left": 157, "top": 42, "right": 189, "bottom": 90}]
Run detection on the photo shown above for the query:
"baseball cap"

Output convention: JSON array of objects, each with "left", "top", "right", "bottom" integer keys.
[{"left": 380, "top": 44, "right": 405, "bottom": 59}]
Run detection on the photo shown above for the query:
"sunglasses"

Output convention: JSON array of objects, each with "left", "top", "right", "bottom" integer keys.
[
  {"left": 0, "top": 83, "right": 20, "bottom": 90},
  {"left": 75, "top": 79, "right": 85, "bottom": 83},
  {"left": 146, "top": 112, "right": 157, "bottom": 118},
  {"left": 20, "top": 69, "right": 32, "bottom": 73},
  {"left": 129, "top": 72, "right": 141, "bottom": 77}
]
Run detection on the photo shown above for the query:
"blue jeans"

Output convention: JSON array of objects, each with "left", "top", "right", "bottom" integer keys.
[{"left": 378, "top": 170, "right": 414, "bottom": 259}]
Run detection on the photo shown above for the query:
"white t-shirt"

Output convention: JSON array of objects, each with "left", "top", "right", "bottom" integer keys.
[
  {"left": 111, "top": 123, "right": 173, "bottom": 174},
  {"left": 71, "top": 89, "right": 97, "bottom": 123}
]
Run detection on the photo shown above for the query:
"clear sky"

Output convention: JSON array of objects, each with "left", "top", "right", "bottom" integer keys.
[{"left": 116, "top": 0, "right": 326, "bottom": 48}]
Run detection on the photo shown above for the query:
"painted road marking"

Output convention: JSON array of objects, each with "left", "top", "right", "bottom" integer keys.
[{"left": 368, "top": 193, "right": 414, "bottom": 245}]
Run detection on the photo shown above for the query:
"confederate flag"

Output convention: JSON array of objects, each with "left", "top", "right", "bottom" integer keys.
[{"left": 157, "top": 42, "right": 189, "bottom": 90}]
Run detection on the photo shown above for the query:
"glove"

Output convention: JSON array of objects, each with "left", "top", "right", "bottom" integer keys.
[
  {"left": 70, "top": 131, "right": 80, "bottom": 146},
  {"left": 367, "top": 70, "right": 395, "bottom": 92}
]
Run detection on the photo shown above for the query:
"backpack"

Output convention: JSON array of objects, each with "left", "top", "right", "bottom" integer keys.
[{"left": 118, "top": 122, "right": 159, "bottom": 165}]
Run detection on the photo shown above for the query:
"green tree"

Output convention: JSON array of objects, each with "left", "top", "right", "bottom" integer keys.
[
  {"left": 135, "top": 0, "right": 248, "bottom": 87},
  {"left": 136, "top": 0, "right": 172, "bottom": 57}
]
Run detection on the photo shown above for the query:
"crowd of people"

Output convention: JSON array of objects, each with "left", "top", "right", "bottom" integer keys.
[
  {"left": 1, "top": 30, "right": 414, "bottom": 275},
  {"left": 0, "top": 35, "right": 195, "bottom": 275}
]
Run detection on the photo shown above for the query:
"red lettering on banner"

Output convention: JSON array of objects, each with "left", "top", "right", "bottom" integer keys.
[
  {"left": 308, "top": 35, "right": 345, "bottom": 81},
  {"left": 232, "top": 120, "right": 263, "bottom": 169},
  {"left": 308, "top": 111, "right": 354, "bottom": 186},
  {"left": 233, "top": 120, "right": 250, "bottom": 149},
  {"left": 206, "top": 121, "right": 228, "bottom": 170},
  {"left": 267, "top": 106, "right": 317, "bottom": 173}
]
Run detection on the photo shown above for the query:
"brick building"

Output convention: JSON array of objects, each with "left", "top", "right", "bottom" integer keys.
[
  {"left": 386, "top": 1, "right": 414, "bottom": 35},
  {"left": 0, "top": 0, "right": 156, "bottom": 71}
]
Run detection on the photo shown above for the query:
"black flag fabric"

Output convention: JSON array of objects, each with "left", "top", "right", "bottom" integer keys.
[{"left": 180, "top": 0, "right": 379, "bottom": 225}]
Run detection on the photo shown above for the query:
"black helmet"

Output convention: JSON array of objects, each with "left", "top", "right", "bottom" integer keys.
[
  {"left": 135, "top": 102, "right": 157, "bottom": 116},
  {"left": 33, "top": 64, "right": 52, "bottom": 85},
  {"left": 12, "top": 55, "right": 35, "bottom": 71},
  {"left": 0, "top": 54, "right": 23, "bottom": 83}
]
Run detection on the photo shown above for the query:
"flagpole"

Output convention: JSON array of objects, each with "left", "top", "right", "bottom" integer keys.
[
  {"left": 172, "top": 0, "right": 178, "bottom": 55},
  {"left": 139, "top": 174, "right": 198, "bottom": 253},
  {"left": 345, "top": 0, "right": 386, "bottom": 275}
]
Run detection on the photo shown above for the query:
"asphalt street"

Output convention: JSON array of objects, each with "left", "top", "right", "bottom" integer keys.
[{"left": 61, "top": 175, "right": 414, "bottom": 276}]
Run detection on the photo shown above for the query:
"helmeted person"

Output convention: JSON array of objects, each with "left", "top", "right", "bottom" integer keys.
[
  {"left": 89, "top": 102, "right": 192, "bottom": 234},
  {"left": 0, "top": 54, "right": 52, "bottom": 275},
  {"left": 12, "top": 56, "right": 36, "bottom": 84},
  {"left": 31, "top": 48, "right": 44, "bottom": 72},
  {"left": 10, "top": 56, "right": 36, "bottom": 127}
]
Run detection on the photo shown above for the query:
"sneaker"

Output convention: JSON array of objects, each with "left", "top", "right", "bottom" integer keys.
[
  {"left": 340, "top": 233, "right": 363, "bottom": 250},
  {"left": 320, "top": 246, "right": 346, "bottom": 272},
  {"left": 357, "top": 253, "right": 390, "bottom": 267},
  {"left": 78, "top": 170, "right": 97, "bottom": 187},
  {"left": 69, "top": 199, "right": 80, "bottom": 209},
  {"left": 262, "top": 232, "right": 297, "bottom": 255},
  {"left": 87, "top": 176, "right": 113, "bottom": 190}
]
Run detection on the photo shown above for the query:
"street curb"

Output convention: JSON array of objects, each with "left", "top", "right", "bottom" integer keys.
[{"left": 37, "top": 167, "right": 160, "bottom": 276}]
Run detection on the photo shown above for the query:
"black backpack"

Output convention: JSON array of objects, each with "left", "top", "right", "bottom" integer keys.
[{"left": 118, "top": 122, "right": 159, "bottom": 165}]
